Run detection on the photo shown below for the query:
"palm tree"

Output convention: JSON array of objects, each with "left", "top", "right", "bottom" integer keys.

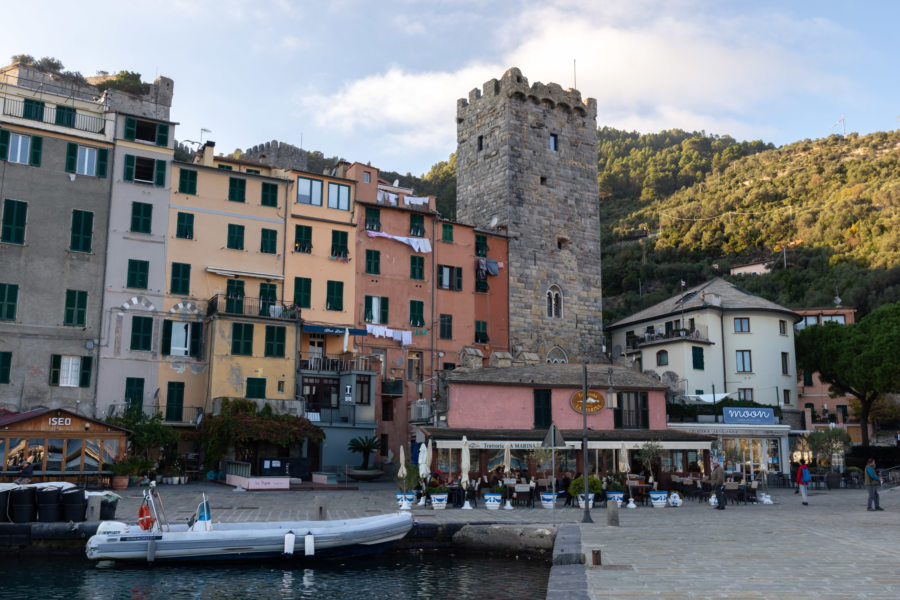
[{"left": 347, "top": 436, "right": 381, "bottom": 470}]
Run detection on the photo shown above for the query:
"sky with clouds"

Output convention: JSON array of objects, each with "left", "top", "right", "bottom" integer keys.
[{"left": 3, "top": 1, "right": 898, "bottom": 176}]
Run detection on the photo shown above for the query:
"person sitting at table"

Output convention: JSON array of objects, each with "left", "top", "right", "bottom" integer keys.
[{"left": 15, "top": 458, "right": 34, "bottom": 485}]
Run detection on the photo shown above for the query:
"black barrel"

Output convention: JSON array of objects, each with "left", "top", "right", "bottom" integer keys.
[
  {"left": 100, "top": 497, "right": 118, "bottom": 520},
  {"left": 37, "top": 486, "right": 62, "bottom": 522},
  {"left": 0, "top": 488, "right": 9, "bottom": 523},
  {"left": 10, "top": 487, "right": 36, "bottom": 523},
  {"left": 60, "top": 487, "right": 86, "bottom": 522}
]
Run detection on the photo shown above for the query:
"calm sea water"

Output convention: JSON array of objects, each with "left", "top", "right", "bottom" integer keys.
[{"left": 3, "top": 552, "right": 549, "bottom": 600}]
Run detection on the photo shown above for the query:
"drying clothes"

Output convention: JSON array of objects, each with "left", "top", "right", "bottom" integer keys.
[
  {"left": 476, "top": 258, "right": 487, "bottom": 279},
  {"left": 377, "top": 190, "right": 399, "bottom": 205},
  {"left": 401, "top": 330, "right": 413, "bottom": 346},
  {"left": 365, "top": 230, "right": 432, "bottom": 253},
  {"left": 485, "top": 259, "right": 499, "bottom": 276},
  {"left": 366, "top": 324, "right": 389, "bottom": 338},
  {"left": 404, "top": 196, "right": 429, "bottom": 206},
  {"left": 392, "top": 330, "right": 403, "bottom": 342}
]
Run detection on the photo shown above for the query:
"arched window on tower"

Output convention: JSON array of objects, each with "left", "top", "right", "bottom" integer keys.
[
  {"left": 546, "top": 346, "right": 568, "bottom": 364},
  {"left": 546, "top": 285, "right": 563, "bottom": 318}
]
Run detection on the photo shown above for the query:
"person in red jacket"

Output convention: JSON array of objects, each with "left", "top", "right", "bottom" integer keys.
[{"left": 796, "top": 460, "right": 810, "bottom": 506}]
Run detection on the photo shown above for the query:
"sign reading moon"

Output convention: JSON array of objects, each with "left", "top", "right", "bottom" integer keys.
[{"left": 570, "top": 390, "right": 605, "bottom": 414}]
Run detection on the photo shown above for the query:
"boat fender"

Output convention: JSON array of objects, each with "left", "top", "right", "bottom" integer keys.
[
  {"left": 138, "top": 505, "right": 155, "bottom": 531},
  {"left": 147, "top": 538, "right": 156, "bottom": 563},
  {"left": 284, "top": 531, "right": 296, "bottom": 556},
  {"left": 304, "top": 532, "right": 315, "bottom": 556}
]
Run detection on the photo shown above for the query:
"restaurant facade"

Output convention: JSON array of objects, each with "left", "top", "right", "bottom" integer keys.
[{"left": 420, "top": 362, "right": 714, "bottom": 479}]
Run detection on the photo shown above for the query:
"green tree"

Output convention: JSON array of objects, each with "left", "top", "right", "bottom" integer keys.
[
  {"left": 804, "top": 428, "right": 851, "bottom": 469},
  {"left": 796, "top": 302, "right": 900, "bottom": 446},
  {"left": 347, "top": 435, "right": 381, "bottom": 470},
  {"left": 107, "top": 407, "right": 179, "bottom": 460}
]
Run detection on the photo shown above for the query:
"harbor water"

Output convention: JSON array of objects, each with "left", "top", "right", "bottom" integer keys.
[{"left": 2, "top": 552, "right": 549, "bottom": 600}]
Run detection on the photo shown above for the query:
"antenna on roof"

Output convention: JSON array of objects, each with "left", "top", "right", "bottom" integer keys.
[{"left": 830, "top": 115, "right": 845, "bottom": 137}]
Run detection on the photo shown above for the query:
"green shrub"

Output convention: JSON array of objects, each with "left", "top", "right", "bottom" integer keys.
[{"left": 569, "top": 475, "right": 604, "bottom": 497}]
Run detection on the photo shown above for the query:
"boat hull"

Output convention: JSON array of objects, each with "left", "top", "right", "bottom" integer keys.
[{"left": 86, "top": 513, "right": 413, "bottom": 563}]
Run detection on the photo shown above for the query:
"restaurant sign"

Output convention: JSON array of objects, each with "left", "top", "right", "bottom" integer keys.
[
  {"left": 723, "top": 407, "right": 775, "bottom": 425},
  {"left": 570, "top": 390, "right": 605, "bottom": 414},
  {"left": 468, "top": 441, "right": 542, "bottom": 450}
]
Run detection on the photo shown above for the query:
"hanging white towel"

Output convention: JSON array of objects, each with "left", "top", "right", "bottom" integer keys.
[{"left": 401, "top": 330, "right": 413, "bottom": 346}]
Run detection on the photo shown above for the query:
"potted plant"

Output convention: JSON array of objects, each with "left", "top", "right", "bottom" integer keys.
[
  {"left": 569, "top": 475, "right": 603, "bottom": 508},
  {"left": 427, "top": 481, "right": 449, "bottom": 509},
  {"left": 109, "top": 460, "right": 133, "bottom": 490},
  {"left": 394, "top": 463, "right": 419, "bottom": 508},
  {"left": 482, "top": 483, "right": 505, "bottom": 510},
  {"left": 604, "top": 473, "right": 626, "bottom": 506},
  {"left": 347, "top": 436, "right": 384, "bottom": 481}
]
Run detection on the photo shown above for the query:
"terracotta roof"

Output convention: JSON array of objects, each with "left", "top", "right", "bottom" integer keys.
[
  {"left": 444, "top": 364, "right": 667, "bottom": 391},
  {"left": 610, "top": 277, "right": 800, "bottom": 329}
]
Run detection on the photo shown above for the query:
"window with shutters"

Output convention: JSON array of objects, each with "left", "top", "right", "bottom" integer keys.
[
  {"left": 226, "top": 279, "right": 245, "bottom": 313},
  {"left": 475, "top": 320, "right": 489, "bottom": 343},
  {"left": 63, "top": 289, "right": 87, "bottom": 326},
  {"left": 442, "top": 224, "right": 453, "bottom": 242},
  {"left": 161, "top": 320, "right": 202, "bottom": 358},
  {"left": 365, "top": 207, "right": 381, "bottom": 231},
  {"left": 0, "top": 283, "right": 18, "bottom": 321},
  {"left": 439, "top": 314, "right": 452, "bottom": 339},
  {"left": 0, "top": 351, "right": 10, "bottom": 384},
  {"left": 409, "top": 300, "right": 424, "bottom": 327},
  {"left": 294, "top": 225, "right": 312, "bottom": 253},
  {"left": 165, "top": 382, "right": 185, "bottom": 422},
  {"left": 365, "top": 250, "right": 380, "bottom": 274},
  {"left": 260, "top": 229, "right": 277, "bottom": 254},
  {"left": 364, "top": 296, "right": 389, "bottom": 324},
  {"left": 49, "top": 355, "right": 92, "bottom": 388},
  {"left": 123, "top": 117, "right": 169, "bottom": 146},
  {"left": 178, "top": 168, "right": 197, "bottom": 194},
  {"left": 130, "top": 202, "right": 152, "bottom": 233},
  {"left": 410, "top": 256, "right": 424, "bottom": 280},
  {"left": 126, "top": 259, "right": 149, "bottom": 289},
  {"left": 23, "top": 99, "right": 44, "bottom": 121},
  {"left": 170, "top": 262, "right": 191, "bottom": 295},
  {"left": 246, "top": 377, "right": 267, "bottom": 399},
  {"left": 125, "top": 378, "right": 144, "bottom": 412},
  {"left": 176, "top": 212, "right": 194, "bottom": 239},
  {"left": 232, "top": 323, "right": 254, "bottom": 356},
  {"left": 0, "top": 131, "right": 41, "bottom": 166},
  {"left": 227, "top": 224, "right": 244, "bottom": 250},
  {"left": 475, "top": 234, "right": 488, "bottom": 257},
  {"left": 330, "top": 230, "right": 348, "bottom": 258},
  {"left": 130, "top": 316, "right": 153, "bottom": 351},
  {"left": 326, "top": 281, "right": 343, "bottom": 311},
  {"left": 258, "top": 283, "right": 276, "bottom": 316},
  {"left": 1, "top": 199, "right": 27, "bottom": 244},
  {"left": 614, "top": 391, "right": 648, "bottom": 429},
  {"left": 691, "top": 346, "right": 704, "bottom": 370},
  {"left": 123, "top": 155, "right": 165, "bottom": 186},
  {"left": 293, "top": 277, "right": 311, "bottom": 308},
  {"left": 55, "top": 106, "right": 76, "bottom": 128},
  {"left": 65, "top": 143, "right": 107, "bottom": 177},
  {"left": 70, "top": 210, "right": 93, "bottom": 252},
  {"left": 534, "top": 389, "right": 552, "bottom": 429},
  {"left": 437, "top": 265, "right": 463, "bottom": 291},
  {"left": 261, "top": 182, "right": 278, "bottom": 207},
  {"left": 265, "top": 325, "right": 286, "bottom": 357},
  {"left": 228, "top": 177, "right": 246, "bottom": 202},
  {"left": 409, "top": 214, "right": 425, "bottom": 237}
]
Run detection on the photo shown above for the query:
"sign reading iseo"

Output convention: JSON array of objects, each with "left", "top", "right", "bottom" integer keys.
[
  {"left": 48, "top": 417, "right": 72, "bottom": 426},
  {"left": 570, "top": 390, "right": 605, "bottom": 414}
]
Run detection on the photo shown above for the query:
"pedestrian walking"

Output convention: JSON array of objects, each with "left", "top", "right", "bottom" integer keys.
[
  {"left": 710, "top": 460, "right": 725, "bottom": 510},
  {"left": 796, "top": 460, "right": 810, "bottom": 506},
  {"left": 864, "top": 458, "right": 884, "bottom": 511}
]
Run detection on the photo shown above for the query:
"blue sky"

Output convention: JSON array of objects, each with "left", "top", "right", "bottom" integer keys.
[{"left": 3, "top": 1, "right": 899, "bottom": 176}]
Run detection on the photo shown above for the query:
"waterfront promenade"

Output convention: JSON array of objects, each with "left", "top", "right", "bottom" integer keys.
[{"left": 110, "top": 480, "right": 897, "bottom": 599}]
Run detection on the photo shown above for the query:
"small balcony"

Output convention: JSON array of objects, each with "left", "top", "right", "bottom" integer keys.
[
  {"left": 301, "top": 397, "right": 375, "bottom": 427},
  {"left": 1, "top": 96, "right": 105, "bottom": 134},
  {"left": 626, "top": 324, "right": 710, "bottom": 351},
  {"left": 208, "top": 294, "right": 300, "bottom": 321},
  {"left": 381, "top": 379, "right": 404, "bottom": 397},
  {"left": 299, "top": 352, "right": 378, "bottom": 373}
]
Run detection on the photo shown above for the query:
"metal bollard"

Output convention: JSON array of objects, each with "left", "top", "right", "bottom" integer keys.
[{"left": 606, "top": 497, "right": 619, "bottom": 526}]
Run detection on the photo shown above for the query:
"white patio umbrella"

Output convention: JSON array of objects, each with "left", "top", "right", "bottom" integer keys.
[
  {"left": 460, "top": 436, "right": 472, "bottom": 509},
  {"left": 619, "top": 443, "right": 631, "bottom": 474},
  {"left": 417, "top": 442, "right": 430, "bottom": 506},
  {"left": 503, "top": 443, "right": 512, "bottom": 475},
  {"left": 398, "top": 445, "right": 410, "bottom": 510}
]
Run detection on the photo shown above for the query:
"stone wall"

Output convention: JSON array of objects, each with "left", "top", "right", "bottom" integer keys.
[
  {"left": 456, "top": 67, "right": 603, "bottom": 363},
  {"left": 243, "top": 140, "right": 308, "bottom": 171}
]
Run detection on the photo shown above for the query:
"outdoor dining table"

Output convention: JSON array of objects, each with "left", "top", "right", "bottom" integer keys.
[{"left": 627, "top": 483, "right": 652, "bottom": 505}]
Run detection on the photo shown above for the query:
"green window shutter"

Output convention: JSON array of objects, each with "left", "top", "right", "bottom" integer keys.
[
  {"left": 261, "top": 182, "right": 278, "bottom": 207},
  {"left": 0, "top": 352, "right": 11, "bottom": 384},
  {"left": 156, "top": 123, "right": 169, "bottom": 147},
  {"left": 130, "top": 316, "right": 153, "bottom": 351},
  {"left": 124, "top": 117, "right": 136, "bottom": 140},
  {"left": 29, "top": 135, "right": 42, "bottom": 166},
  {"left": 410, "top": 256, "right": 424, "bottom": 280},
  {"left": 2, "top": 199, "right": 27, "bottom": 244},
  {"left": 189, "top": 321, "right": 203, "bottom": 357},
  {"left": 124, "top": 154, "right": 135, "bottom": 181},
  {"left": 227, "top": 224, "right": 244, "bottom": 250},
  {"left": 380, "top": 297, "right": 389, "bottom": 324},
  {"left": 79, "top": 356, "right": 92, "bottom": 388},
  {"left": 171, "top": 262, "right": 190, "bottom": 295},
  {"left": 231, "top": 323, "right": 254, "bottom": 355},
  {"left": 294, "top": 277, "right": 311, "bottom": 308},
  {"left": 261, "top": 229, "right": 277, "bottom": 254},
  {"left": 228, "top": 178, "right": 246, "bottom": 202},
  {"left": 410, "top": 300, "right": 424, "bottom": 327},
  {"left": 265, "top": 325, "right": 285, "bottom": 357},
  {"left": 55, "top": 106, "right": 75, "bottom": 128},
  {"left": 640, "top": 392, "right": 649, "bottom": 429},
  {"left": 533, "top": 389, "right": 551, "bottom": 429},
  {"left": 475, "top": 234, "right": 488, "bottom": 257},
  {"left": 802, "top": 371, "right": 813, "bottom": 386},
  {"left": 365, "top": 249, "right": 380, "bottom": 274},
  {"left": 0, "top": 130, "right": 9, "bottom": 160},
  {"left": 326, "top": 281, "right": 343, "bottom": 311},
  {"left": 65, "top": 143, "right": 78, "bottom": 172},
  {"left": 154, "top": 159, "right": 166, "bottom": 187},
  {"left": 0, "top": 283, "right": 19, "bottom": 320},
  {"left": 246, "top": 377, "right": 266, "bottom": 399},
  {"left": 176, "top": 212, "right": 194, "bottom": 239},
  {"left": 97, "top": 148, "right": 108, "bottom": 178},
  {"left": 64, "top": 289, "right": 87, "bottom": 326},
  {"left": 294, "top": 225, "right": 312, "bottom": 252},
  {"left": 613, "top": 403, "right": 623, "bottom": 428},
  {"left": 692, "top": 346, "right": 704, "bottom": 370},
  {"left": 409, "top": 214, "right": 424, "bottom": 237},
  {"left": 49, "top": 354, "right": 61, "bottom": 385},
  {"left": 161, "top": 319, "right": 172, "bottom": 356},
  {"left": 442, "top": 224, "right": 453, "bottom": 242},
  {"left": 165, "top": 382, "right": 185, "bottom": 421},
  {"left": 131, "top": 202, "right": 152, "bottom": 233},
  {"left": 364, "top": 296, "right": 373, "bottom": 322},
  {"left": 178, "top": 169, "right": 197, "bottom": 194}
]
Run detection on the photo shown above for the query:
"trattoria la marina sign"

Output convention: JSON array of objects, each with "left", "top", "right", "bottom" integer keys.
[{"left": 570, "top": 390, "right": 604, "bottom": 414}]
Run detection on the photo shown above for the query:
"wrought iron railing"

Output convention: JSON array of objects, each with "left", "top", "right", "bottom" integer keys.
[
  {"left": 1, "top": 96, "right": 105, "bottom": 133},
  {"left": 207, "top": 294, "right": 300, "bottom": 321},
  {"left": 299, "top": 353, "right": 378, "bottom": 373}
]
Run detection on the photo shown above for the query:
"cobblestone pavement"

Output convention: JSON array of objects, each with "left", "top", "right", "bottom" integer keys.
[{"left": 110, "top": 480, "right": 898, "bottom": 599}]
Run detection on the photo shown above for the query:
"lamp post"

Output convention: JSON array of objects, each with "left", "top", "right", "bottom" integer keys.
[{"left": 581, "top": 362, "right": 592, "bottom": 523}]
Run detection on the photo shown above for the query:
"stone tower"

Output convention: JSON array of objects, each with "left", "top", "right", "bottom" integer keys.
[{"left": 456, "top": 68, "right": 603, "bottom": 363}]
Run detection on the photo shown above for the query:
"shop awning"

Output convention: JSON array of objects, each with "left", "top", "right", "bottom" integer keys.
[
  {"left": 421, "top": 427, "right": 714, "bottom": 450},
  {"left": 302, "top": 324, "right": 367, "bottom": 335}
]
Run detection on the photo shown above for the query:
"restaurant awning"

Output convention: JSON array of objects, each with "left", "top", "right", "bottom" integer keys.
[{"left": 420, "top": 427, "right": 714, "bottom": 450}]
